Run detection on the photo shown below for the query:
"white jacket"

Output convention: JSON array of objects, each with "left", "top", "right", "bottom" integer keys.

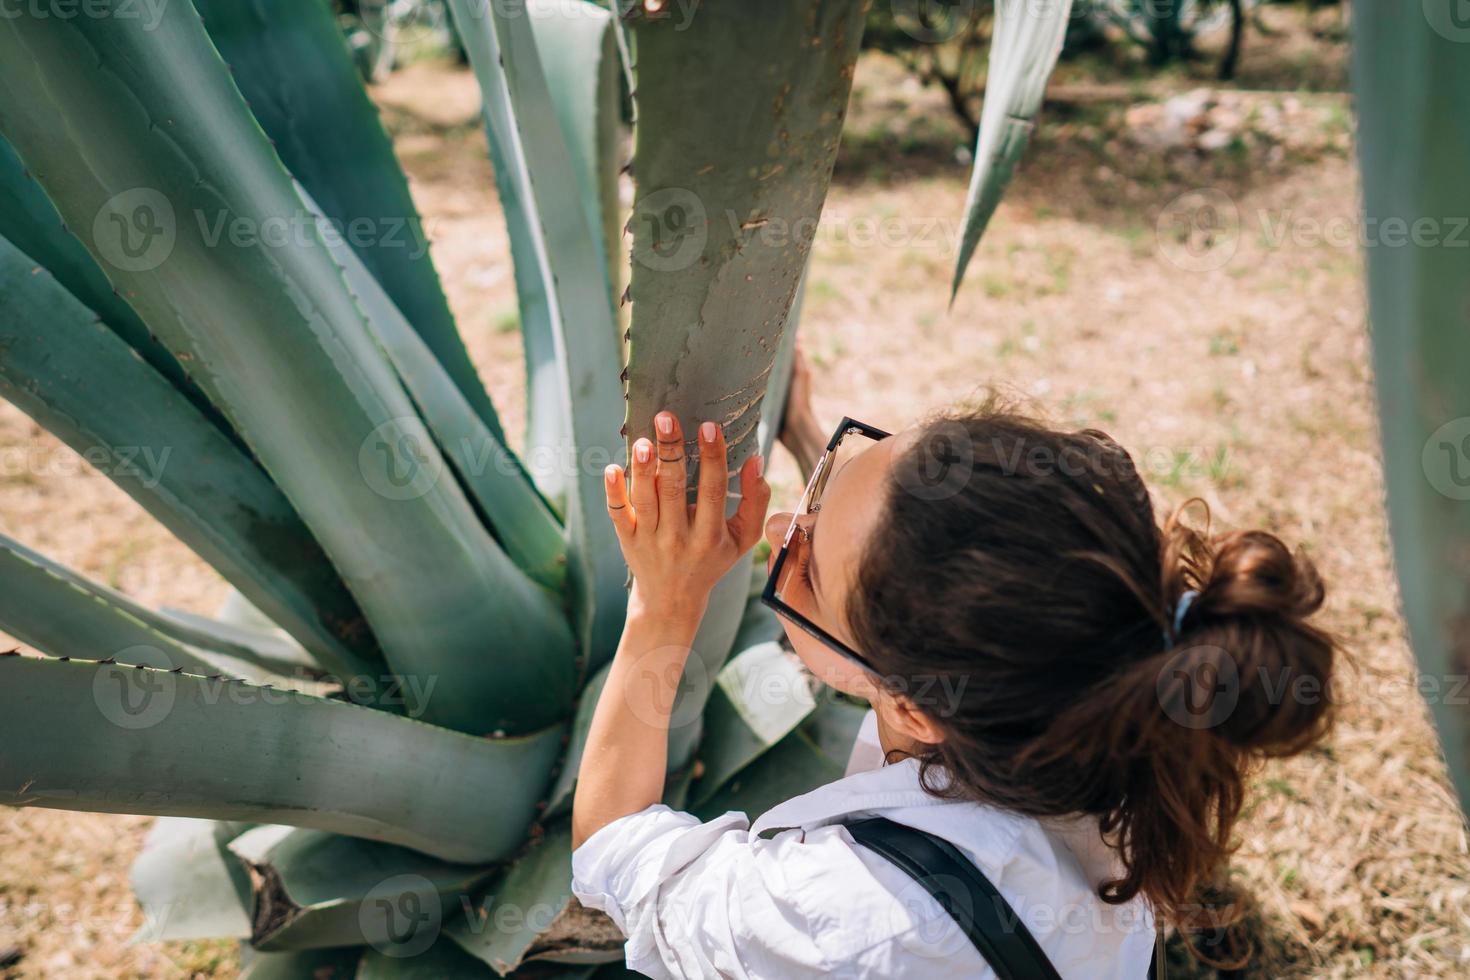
[{"left": 572, "top": 711, "right": 1156, "bottom": 979}]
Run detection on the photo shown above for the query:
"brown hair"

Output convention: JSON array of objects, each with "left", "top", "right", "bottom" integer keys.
[{"left": 846, "top": 400, "right": 1337, "bottom": 923}]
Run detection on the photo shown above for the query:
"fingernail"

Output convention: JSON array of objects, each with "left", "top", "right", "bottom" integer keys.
[
  {"left": 635, "top": 442, "right": 651, "bottom": 463},
  {"left": 754, "top": 453, "right": 764, "bottom": 477},
  {"left": 605, "top": 464, "right": 619, "bottom": 483},
  {"left": 656, "top": 413, "right": 673, "bottom": 436},
  {"left": 701, "top": 421, "right": 717, "bottom": 443}
]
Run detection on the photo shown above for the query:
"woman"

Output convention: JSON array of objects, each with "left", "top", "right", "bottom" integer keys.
[{"left": 571, "top": 365, "right": 1338, "bottom": 979}]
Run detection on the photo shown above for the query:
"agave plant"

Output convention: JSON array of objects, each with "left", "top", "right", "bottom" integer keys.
[{"left": 0, "top": 0, "right": 1069, "bottom": 974}]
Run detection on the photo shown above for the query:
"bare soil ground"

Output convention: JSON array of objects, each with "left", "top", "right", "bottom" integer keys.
[{"left": 2, "top": 9, "right": 1465, "bottom": 978}]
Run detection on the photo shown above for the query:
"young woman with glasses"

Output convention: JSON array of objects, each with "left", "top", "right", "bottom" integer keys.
[{"left": 571, "top": 354, "right": 1339, "bottom": 979}]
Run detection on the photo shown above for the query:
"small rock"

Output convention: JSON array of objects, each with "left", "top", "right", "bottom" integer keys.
[{"left": 1198, "top": 128, "right": 1234, "bottom": 152}]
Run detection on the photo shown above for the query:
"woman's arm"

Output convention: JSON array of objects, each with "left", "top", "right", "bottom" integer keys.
[
  {"left": 572, "top": 410, "right": 770, "bottom": 850},
  {"left": 778, "top": 343, "right": 827, "bottom": 481}
]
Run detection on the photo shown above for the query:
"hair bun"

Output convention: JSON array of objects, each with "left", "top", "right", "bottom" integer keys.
[
  {"left": 1160, "top": 508, "right": 1335, "bottom": 755},
  {"left": 1196, "top": 530, "right": 1326, "bottom": 623}
]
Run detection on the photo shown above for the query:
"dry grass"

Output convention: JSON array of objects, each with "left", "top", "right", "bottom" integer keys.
[{"left": 1, "top": 10, "right": 1466, "bottom": 977}]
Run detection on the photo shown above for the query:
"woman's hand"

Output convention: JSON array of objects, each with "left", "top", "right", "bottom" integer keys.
[{"left": 605, "top": 410, "right": 771, "bottom": 628}]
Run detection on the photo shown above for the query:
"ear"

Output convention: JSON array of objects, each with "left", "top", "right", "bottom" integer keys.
[{"left": 880, "top": 692, "right": 947, "bottom": 747}]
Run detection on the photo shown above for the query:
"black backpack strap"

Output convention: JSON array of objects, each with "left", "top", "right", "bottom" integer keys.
[{"left": 844, "top": 816, "right": 1063, "bottom": 980}]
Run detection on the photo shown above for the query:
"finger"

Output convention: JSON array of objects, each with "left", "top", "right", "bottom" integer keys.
[
  {"left": 654, "top": 411, "right": 688, "bottom": 535},
  {"left": 629, "top": 437, "right": 658, "bottom": 532},
  {"left": 604, "top": 464, "right": 634, "bottom": 541},
  {"left": 693, "top": 420, "right": 728, "bottom": 541},
  {"left": 727, "top": 453, "right": 772, "bottom": 552}
]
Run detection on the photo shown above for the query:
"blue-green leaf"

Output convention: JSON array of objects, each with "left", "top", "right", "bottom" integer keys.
[
  {"left": 191, "top": 0, "right": 501, "bottom": 442},
  {"left": 950, "top": 0, "right": 1073, "bottom": 298},
  {"left": 0, "top": 656, "right": 564, "bottom": 864}
]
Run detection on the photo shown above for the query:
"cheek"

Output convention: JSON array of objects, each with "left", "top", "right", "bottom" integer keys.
[{"left": 786, "top": 628, "right": 875, "bottom": 697}]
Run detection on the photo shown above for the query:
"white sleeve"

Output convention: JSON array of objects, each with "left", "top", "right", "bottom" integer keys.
[{"left": 570, "top": 803, "right": 990, "bottom": 980}]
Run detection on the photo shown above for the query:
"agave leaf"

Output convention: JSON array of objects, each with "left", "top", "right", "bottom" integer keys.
[
  {"left": 0, "top": 531, "right": 257, "bottom": 680},
  {"left": 448, "top": 0, "right": 629, "bottom": 674},
  {"left": 949, "top": 0, "right": 1073, "bottom": 298},
  {"left": 0, "top": 517, "right": 330, "bottom": 687},
  {"left": 0, "top": 656, "right": 564, "bottom": 864},
  {"left": 490, "top": 114, "right": 569, "bottom": 510},
  {"left": 225, "top": 826, "right": 491, "bottom": 952},
  {"left": 730, "top": 560, "right": 785, "bottom": 655},
  {"left": 624, "top": 0, "right": 866, "bottom": 478},
  {"left": 357, "top": 938, "right": 502, "bottom": 978},
  {"left": 529, "top": 0, "right": 624, "bottom": 322},
  {"left": 688, "top": 641, "right": 817, "bottom": 809},
  {"left": 447, "top": 822, "right": 574, "bottom": 974},
  {"left": 511, "top": 0, "right": 627, "bottom": 507},
  {"left": 0, "top": 136, "right": 227, "bottom": 432},
  {"left": 130, "top": 818, "right": 254, "bottom": 943},
  {"left": 692, "top": 724, "right": 845, "bottom": 822},
  {"left": 799, "top": 694, "right": 869, "bottom": 766},
  {"left": 0, "top": 235, "right": 375, "bottom": 677},
  {"left": 157, "top": 607, "right": 318, "bottom": 677},
  {"left": 239, "top": 948, "right": 361, "bottom": 980},
  {"left": 1355, "top": 1, "right": 1470, "bottom": 810},
  {"left": 0, "top": 7, "right": 576, "bottom": 734},
  {"left": 189, "top": 0, "right": 501, "bottom": 442},
  {"left": 295, "top": 184, "right": 566, "bottom": 589}
]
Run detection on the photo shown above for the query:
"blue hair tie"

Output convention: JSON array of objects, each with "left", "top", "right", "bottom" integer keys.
[{"left": 1164, "top": 590, "right": 1200, "bottom": 649}]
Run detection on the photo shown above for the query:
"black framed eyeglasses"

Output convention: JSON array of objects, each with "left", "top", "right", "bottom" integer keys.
[{"left": 761, "top": 416, "right": 891, "bottom": 673}]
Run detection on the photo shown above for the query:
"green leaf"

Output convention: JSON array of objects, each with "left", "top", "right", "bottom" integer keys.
[
  {"left": 226, "top": 825, "right": 492, "bottom": 952},
  {"left": 190, "top": 0, "right": 502, "bottom": 443},
  {"left": 688, "top": 641, "right": 816, "bottom": 809},
  {"left": 239, "top": 948, "right": 362, "bottom": 980},
  {"left": 0, "top": 6, "right": 576, "bottom": 734},
  {"left": 448, "top": 0, "right": 630, "bottom": 674},
  {"left": 1355, "top": 0, "right": 1470, "bottom": 811},
  {"left": 950, "top": 0, "right": 1073, "bottom": 298},
  {"left": 0, "top": 656, "right": 564, "bottom": 864},
  {"left": 357, "top": 938, "right": 501, "bottom": 979},
  {"left": 0, "top": 135, "right": 227, "bottom": 433},
  {"left": 692, "top": 725, "right": 844, "bottom": 822},
  {"left": 294, "top": 184, "right": 567, "bottom": 590},
  {"left": 0, "top": 234, "right": 375, "bottom": 677},
  {"left": 447, "top": 822, "right": 574, "bottom": 974},
  {"left": 155, "top": 606, "right": 319, "bottom": 678},
  {"left": 130, "top": 818, "right": 254, "bottom": 943},
  {"left": 799, "top": 694, "right": 869, "bottom": 767},
  {"left": 624, "top": 0, "right": 865, "bottom": 477},
  {"left": 507, "top": 0, "right": 626, "bottom": 510},
  {"left": 0, "top": 531, "right": 254, "bottom": 680},
  {"left": 529, "top": 0, "right": 624, "bottom": 324}
]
